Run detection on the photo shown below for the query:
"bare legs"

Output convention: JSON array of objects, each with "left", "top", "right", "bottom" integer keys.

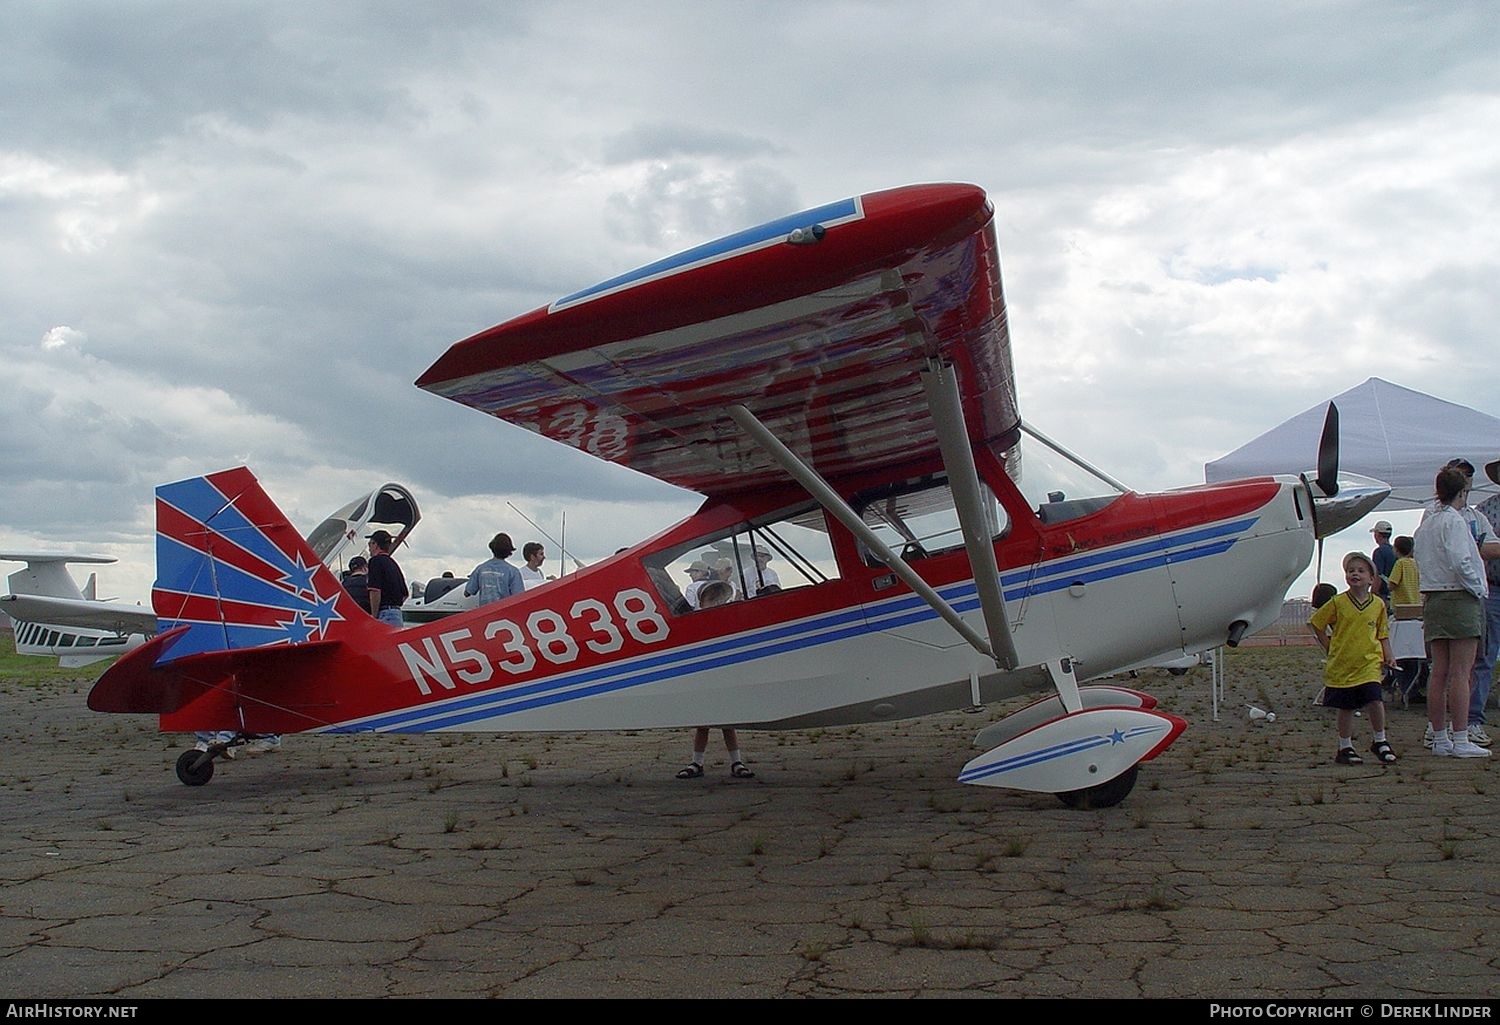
[{"left": 1429, "top": 637, "right": 1478, "bottom": 733}]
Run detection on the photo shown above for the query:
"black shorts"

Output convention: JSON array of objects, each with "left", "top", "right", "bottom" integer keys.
[{"left": 1319, "top": 680, "right": 1383, "bottom": 710}]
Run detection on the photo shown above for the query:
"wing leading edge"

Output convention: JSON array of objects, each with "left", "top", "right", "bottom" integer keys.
[{"left": 416, "top": 183, "right": 1019, "bottom": 496}]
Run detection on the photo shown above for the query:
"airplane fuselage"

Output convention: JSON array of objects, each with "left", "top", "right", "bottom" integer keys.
[{"left": 154, "top": 445, "right": 1311, "bottom": 738}]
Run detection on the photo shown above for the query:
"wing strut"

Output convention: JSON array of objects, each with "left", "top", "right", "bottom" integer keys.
[
  {"left": 919, "top": 359, "right": 1020, "bottom": 670},
  {"left": 725, "top": 404, "right": 1000, "bottom": 665}
]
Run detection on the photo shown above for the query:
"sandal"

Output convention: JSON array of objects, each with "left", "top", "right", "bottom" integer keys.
[
  {"left": 730, "top": 761, "right": 755, "bottom": 778},
  {"left": 675, "top": 764, "right": 704, "bottom": 779},
  {"left": 1369, "top": 740, "right": 1397, "bottom": 764},
  {"left": 1334, "top": 748, "right": 1363, "bottom": 765}
]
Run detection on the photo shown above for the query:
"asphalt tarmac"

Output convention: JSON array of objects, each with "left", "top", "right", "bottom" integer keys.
[{"left": 1, "top": 646, "right": 1496, "bottom": 999}]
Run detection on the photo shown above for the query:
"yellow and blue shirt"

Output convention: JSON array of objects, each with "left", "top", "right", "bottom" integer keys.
[{"left": 1308, "top": 590, "right": 1388, "bottom": 689}]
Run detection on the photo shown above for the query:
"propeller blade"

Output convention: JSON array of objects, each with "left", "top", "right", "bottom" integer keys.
[{"left": 1315, "top": 402, "right": 1340, "bottom": 498}]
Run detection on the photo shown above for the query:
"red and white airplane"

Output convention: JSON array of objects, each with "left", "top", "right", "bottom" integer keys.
[{"left": 88, "top": 183, "right": 1385, "bottom": 802}]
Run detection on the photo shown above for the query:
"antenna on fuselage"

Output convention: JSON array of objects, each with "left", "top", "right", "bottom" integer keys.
[{"left": 506, "top": 502, "right": 586, "bottom": 573}]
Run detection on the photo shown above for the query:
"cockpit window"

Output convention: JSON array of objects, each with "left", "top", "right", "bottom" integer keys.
[
  {"left": 1001, "top": 429, "right": 1125, "bottom": 526},
  {"left": 643, "top": 504, "right": 842, "bottom": 615}
]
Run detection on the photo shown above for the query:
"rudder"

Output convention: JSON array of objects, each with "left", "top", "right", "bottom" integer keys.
[{"left": 152, "top": 467, "right": 370, "bottom": 663}]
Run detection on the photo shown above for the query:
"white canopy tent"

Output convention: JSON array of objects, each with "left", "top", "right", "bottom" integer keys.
[{"left": 1205, "top": 378, "right": 1500, "bottom": 510}]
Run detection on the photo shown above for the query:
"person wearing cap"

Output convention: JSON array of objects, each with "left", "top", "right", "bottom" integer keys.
[
  {"left": 341, "top": 555, "right": 370, "bottom": 612},
  {"left": 675, "top": 581, "right": 755, "bottom": 779},
  {"left": 1420, "top": 460, "right": 1499, "bottom": 556},
  {"left": 1307, "top": 551, "right": 1398, "bottom": 765},
  {"left": 1370, "top": 521, "right": 1396, "bottom": 603},
  {"left": 750, "top": 547, "right": 781, "bottom": 595},
  {"left": 711, "top": 557, "right": 742, "bottom": 601},
  {"left": 465, "top": 532, "right": 524, "bottom": 605},
  {"left": 682, "top": 560, "right": 713, "bottom": 609},
  {"left": 365, "top": 530, "right": 408, "bottom": 627}
]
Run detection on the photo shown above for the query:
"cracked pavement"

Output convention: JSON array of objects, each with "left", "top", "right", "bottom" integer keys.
[{"left": 1, "top": 646, "right": 1496, "bottom": 998}]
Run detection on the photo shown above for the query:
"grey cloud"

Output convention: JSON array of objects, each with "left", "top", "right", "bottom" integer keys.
[
  {"left": 603, "top": 162, "right": 798, "bottom": 247},
  {"left": 0, "top": 3, "right": 534, "bottom": 163},
  {"left": 601, "top": 122, "right": 781, "bottom": 165}
]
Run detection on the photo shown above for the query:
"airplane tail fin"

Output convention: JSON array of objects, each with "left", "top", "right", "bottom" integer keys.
[{"left": 151, "top": 467, "right": 371, "bottom": 663}]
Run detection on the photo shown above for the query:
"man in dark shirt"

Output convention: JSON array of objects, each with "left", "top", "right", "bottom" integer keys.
[
  {"left": 365, "top": 530, "right": 408, "bottom": 627},
  {"left": 1370, "top": 520, "right": 1396, "bottom": 602}
]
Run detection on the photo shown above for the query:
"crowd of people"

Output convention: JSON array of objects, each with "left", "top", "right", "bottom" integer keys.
[
  {"left": 338, "top": 531, "right": 558, "bottom": 614},
  {"left": 1310, "top": 457, "right": 1500, "bottom": 764}
]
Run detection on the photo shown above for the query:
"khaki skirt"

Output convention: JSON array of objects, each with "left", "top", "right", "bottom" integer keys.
[{"left": 1422, "top": 590, "right": 1483, "bottom": 640}]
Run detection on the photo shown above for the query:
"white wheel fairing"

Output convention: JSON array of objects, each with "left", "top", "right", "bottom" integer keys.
[{"left": 958, "top": 707, "right": 1186, "bottom": 792}]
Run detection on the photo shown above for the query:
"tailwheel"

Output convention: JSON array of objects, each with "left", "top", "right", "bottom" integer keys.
[
  {"left": 1056, "top": 764, "right": 1137, "bottom": 810},
  {"left": 175, "top": 749, "right": 215, "bottom": 787}
]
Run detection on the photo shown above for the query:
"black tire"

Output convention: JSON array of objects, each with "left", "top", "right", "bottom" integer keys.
[
  {"left": 175, "top": 749, "right": 215, "bottom": 787},
  {"left": 1166, "top": 666, "right": 1189, "bottom": 676},
  {"left": 1056, "top": 764, "right": 1138, "bottom": 810}
]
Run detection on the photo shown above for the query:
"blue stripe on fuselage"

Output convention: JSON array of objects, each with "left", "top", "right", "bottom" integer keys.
[{"left": 325, "top": 516, "right": 1260, "bottom": 733}]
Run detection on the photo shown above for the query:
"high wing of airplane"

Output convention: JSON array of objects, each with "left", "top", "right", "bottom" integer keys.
[
  {"left": 88, "top": 183, "right": 1387, "bottom": 800},
  {"left": 1, "top": 554, "right": 154, "bottom": 668}
]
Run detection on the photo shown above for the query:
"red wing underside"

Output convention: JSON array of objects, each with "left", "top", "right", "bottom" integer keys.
[{"left": 416, "top": 184, "right": 1020, "bottom": 495}]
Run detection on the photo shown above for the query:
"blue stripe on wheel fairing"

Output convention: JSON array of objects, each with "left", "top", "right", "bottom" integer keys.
[{"left": 958, "top": 723, "right": 1167, "bottom": 784}]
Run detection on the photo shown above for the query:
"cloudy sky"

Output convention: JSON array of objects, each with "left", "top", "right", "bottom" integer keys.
[{"left": 3, "top": 0, "right": 1498, "bottom": 606}]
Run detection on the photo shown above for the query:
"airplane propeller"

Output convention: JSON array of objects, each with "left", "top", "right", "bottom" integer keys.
[{"left": 1297, "top": 401, "right": 1389, "bottom": 579}]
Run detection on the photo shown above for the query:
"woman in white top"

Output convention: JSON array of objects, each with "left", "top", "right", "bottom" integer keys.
[{"left": 1413, "top": 466, "right": 1490, "bottom": 758}]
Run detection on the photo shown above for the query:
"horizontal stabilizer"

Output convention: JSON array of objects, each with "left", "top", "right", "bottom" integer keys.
[{"left": 89, "top": 624, "right": 345, "bottom": 731}]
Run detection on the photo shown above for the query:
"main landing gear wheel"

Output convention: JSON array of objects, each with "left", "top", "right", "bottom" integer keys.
[
  {"left": 175, "top": 749, "right": 215, "bottom": 787},
  {"left": 1056, "top": 764, "right": 1138, "bottom": 810}
]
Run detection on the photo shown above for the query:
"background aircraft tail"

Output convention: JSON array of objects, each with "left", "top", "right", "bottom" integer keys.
[{"left": 152, "top": 467, "right": 370, "bottom": 662}]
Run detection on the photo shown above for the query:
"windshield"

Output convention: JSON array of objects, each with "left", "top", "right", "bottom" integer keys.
[{"left": 1001, "top": 428, "right": 1125, "bottom": 525}]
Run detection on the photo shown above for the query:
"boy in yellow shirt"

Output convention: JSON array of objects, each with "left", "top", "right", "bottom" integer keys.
[
  {"left": 1308, "top": 552, "right": 1399, "bottom": 764},
  {"left": 1387, "top": 535, "right": 1420, "bottom": 606}
]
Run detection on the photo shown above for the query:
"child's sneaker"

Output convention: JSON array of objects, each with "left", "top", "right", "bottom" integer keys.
[
  {"left": 1334, "top": 748, "right": 1364, "bottom": 765},
  {"left": 1431, "top": 733, "right": 1456, "bottom": 757}
]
